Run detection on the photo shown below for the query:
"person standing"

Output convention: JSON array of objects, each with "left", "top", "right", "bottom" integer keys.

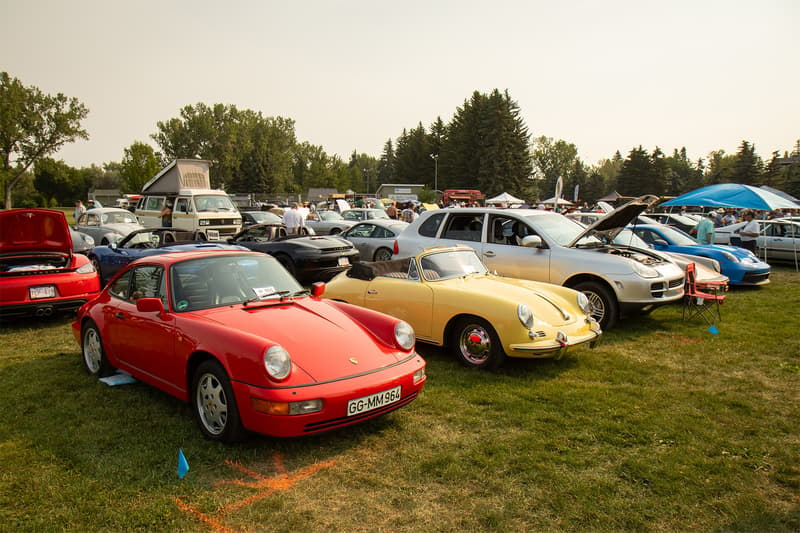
[
  {"left": 695, "top": 211, "right": 716, "bottom": 244},
  {"left": 283, "top": 203, "right": 300, "bottom": 234},
  {"left": 160, "top": 200, "right": 173, "bottom": 227},
  {"left": 73, "top": 201, "right": 86, "bottom": 224},
  {"left": 739, "top": 210, "right": 760, "bottom": 252},
  {"left": 385, "top": 201, "right": 398, "bottom": 219}
]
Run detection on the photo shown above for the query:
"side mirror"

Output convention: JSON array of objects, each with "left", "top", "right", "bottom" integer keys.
[
  {"left": 311, "top": 282, "right": 325, "bottom": 298},
  {"left": 520, "top": 235, "right": 543, "bottom": 248},
  {"left": 136, "top": 297, "right": 164, "bottom": 313}
]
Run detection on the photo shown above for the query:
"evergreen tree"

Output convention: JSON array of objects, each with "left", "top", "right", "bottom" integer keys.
[
  {"left": 616, "top": 146, "right": 652, "bottom": 196},
  {"left": 730, "top": 140, "right": 763, "bottom": 185},
  {"left": 377, "top": 139, "right": 396, "bottom": 185}
]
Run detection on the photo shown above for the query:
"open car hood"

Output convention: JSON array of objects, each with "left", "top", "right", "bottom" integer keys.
[
  {"left": 567, "top": 195, "right": 659, "bottom": 247},
  {"left": 0, "top": 209, "right": 73, "bottom": 255}
]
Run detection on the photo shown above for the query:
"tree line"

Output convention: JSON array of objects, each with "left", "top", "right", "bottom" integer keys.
[{"left": 2, "top": 70, "right": 799, "bottom": 209}]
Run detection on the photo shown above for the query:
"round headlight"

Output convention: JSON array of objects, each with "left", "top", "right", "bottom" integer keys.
[
  {"left": 631, "top": 260, "right": 659, "bottom": 279},
  {"left": 517, "top": 303, "right": 534, "bottom": 329},
  {"left": 576, "top": 292, "right": 591, "bottom": 314},
  {"left": 394, "top": 321, "right": 415, "bottom": 350},
  {"left": 264, "top": 345, "right": 291, "bottom": 380}
]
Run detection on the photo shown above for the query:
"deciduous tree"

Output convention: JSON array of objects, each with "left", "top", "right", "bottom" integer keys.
[
  {"left": 120, "top": 141, "right": 162, "bottom": 193},
  {"left": 0, "top": 72, "right": 89, "bottom": 208}
]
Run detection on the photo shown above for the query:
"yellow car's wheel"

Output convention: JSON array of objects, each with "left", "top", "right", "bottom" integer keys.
[{"left": 451, "top": 317, "right": 505, "bottom": 370}]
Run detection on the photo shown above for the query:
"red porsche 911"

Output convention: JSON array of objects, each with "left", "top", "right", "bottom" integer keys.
[
  {"left": 72, "top": 250, "right": 426, "bottom": 441},
  {"left": 1, "top": 209, "right": 100, "bottom": 319}
]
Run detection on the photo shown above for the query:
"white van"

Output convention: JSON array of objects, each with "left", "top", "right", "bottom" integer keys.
[
  {"left": 135, "top": 159, "right": 242, "bottom": 239},
  {"left": 135, "top": 190, "right": 242, "bottom": 239}
]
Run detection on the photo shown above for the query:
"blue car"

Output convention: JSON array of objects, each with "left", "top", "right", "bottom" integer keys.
[
  {"left": 630, "top": 224, "right": 770, "bottom": 286},
  {"left": 88, "top": 227, "right": 247, "bottom": 285}
]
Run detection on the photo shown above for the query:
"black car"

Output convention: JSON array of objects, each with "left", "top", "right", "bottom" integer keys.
[{"left": 228, "top": 223, "right": 359, "bottom": 282}]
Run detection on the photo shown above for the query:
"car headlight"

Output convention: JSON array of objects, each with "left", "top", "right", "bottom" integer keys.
[
  {"left": 264, "top": 345, "right": 291, "bottom": 380},
  {"left": 199, "top": 219, "right": 210, "bottom": 226},
  {"left": 76, "top": 262, "right": 96, "bottom": 274},
  {"left": 394, "top": 321, "right": 415, "bottom": 350},
  {"left": 517, "top": 303, "right": 534, "bottom": 329},
  {"left": 576, "top": 292, "right": 591, "bottom": 314},
  {"left": 631, "top": 260, "right": 659, "bottom": 279},
  {"left": 720, "top": 251, "right": 738, "bottom": 262}
]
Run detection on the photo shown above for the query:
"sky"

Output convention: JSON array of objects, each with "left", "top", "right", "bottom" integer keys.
[{"left": 2, "top": 0, "right": 798, "bottom": 171}]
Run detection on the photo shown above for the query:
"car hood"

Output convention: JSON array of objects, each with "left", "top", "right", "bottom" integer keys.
[
  {"left": 438, "top": 275, "right": 583, "bottom": 326},
  {"left": 198, "top": 298, "right": 406, "bottom": 382},
  {"left": 567, "top": 195, "right": 659, "bottom": 247},
  {"left": 0, "top": 209, "right": 73, "bottom": 255}
]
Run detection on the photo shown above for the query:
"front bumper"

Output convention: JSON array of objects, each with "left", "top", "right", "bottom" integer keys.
[
  {"left": 231, "top": 353, "right": 426, "bottom": 438},
  {"left": 508, "top": 322, "right": 602, "bottom": 360}
]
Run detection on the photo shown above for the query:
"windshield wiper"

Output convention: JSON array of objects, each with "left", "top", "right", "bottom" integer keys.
[{"left": 244, "top": 290, "right": 291, "bottom": 306}]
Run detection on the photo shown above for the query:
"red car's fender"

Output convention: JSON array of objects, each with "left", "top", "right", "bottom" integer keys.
[{"left": 325, "top": 299, "right": 413, "bottom": 352}]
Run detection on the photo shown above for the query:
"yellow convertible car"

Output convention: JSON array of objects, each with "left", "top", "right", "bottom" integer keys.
[{"left": 324, "top": 246, "right": 602, "bottom": 369}]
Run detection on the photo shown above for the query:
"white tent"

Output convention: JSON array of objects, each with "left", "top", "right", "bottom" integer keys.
[
  {"left": 541, "top": 196, "right": 573, "bottom": 206},
  {"left": 486, "top": 192, "right": 525, "bottom": 205}
]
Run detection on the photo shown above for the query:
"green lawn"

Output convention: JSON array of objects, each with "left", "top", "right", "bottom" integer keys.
[{"left": 1, "top": 267, "right": 798, "bottom": 531}]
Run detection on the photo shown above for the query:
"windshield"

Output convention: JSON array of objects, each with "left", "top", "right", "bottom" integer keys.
[
  {"left": 170, "top": 254, "right": 304, "bottom": 312},
  {"left": 418, "top": 249, "right": 487, "bottom": 281},
  {"left": 319, "top": 211, "right": 343, "bottom": 221},
  {"left": 249, "top": 211, "right": 282, "bottom": 224},
  {"left": 101, "top": 211, "right": 138, "bottom": 225},
  {"left": 194, "top": 195, "right": 237, "bottom": 212},
  {"left": 526, "top": 213, "right": 603, "bottom": 247},
  {"left": 652, "top": 225, "right": 698, "bottom": 245},
  {"left": 612, "top": 229, "right": 650, "bottom": 249}
]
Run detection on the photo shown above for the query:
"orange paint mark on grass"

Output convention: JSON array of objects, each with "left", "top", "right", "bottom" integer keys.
[{"left": 175, "top": 451, "right": 336, "bottom": 532}]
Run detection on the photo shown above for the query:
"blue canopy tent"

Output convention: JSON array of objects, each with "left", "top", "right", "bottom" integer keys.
[
  {"left": 661, "top": 183, "right": 798, "bottom": 211},
  {"left": 662, "top": 183, "right": 798, "bottom": 270}
]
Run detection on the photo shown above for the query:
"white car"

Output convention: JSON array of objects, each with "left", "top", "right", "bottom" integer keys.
[
  {"left": 714, "top": 219, "right": 800, "bottom": 262},
  {"left": 392, "top": 196, "right": 686, "bottom": 329}
]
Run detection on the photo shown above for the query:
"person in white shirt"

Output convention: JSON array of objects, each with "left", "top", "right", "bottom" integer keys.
[
  {"left": 739, "top": 210, "right": 760, "bottom": 252},
  {"left": 283, "top": 204, "right": 300, "bottom": 234}
]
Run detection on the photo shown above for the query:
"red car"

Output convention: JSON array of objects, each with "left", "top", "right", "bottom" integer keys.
[
  {"left": 72, "top": 250, "right": 426, "bottom": 441},
  {"left": 1, "top": 209, "right": 100, "bottom": 319}
]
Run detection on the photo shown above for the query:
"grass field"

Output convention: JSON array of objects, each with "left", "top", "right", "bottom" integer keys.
[{"left": 1, "top": 267, "right": 798, "bottom": 532}]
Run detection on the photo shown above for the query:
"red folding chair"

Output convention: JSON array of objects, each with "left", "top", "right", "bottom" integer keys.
[{"left": 683, "top": 263, "right": 726, "bottom": 325}]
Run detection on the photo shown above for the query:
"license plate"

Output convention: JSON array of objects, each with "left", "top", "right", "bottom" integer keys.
[
  {"left": 205, "top": 230, "right": 220, "bottom": 240},
  {"left": 338, "top": 256, "right": 350, "bottom": 266},
  {"left": 347, "top": 386, "right": 401, "bottom": 416},
  {"left": 30, "top": 285, "right": 56, "bottom": 299}
]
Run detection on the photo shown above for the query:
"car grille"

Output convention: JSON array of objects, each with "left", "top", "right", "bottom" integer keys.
[
  {"left": 301, "top": 391, "right": 419, "bottom": 433},
  {"left": 320, "top": 246, "right": 353, "bottom": 253},
  {"left": 209, "top": 218, "right": 239, "bottom": 226},
  {"left": 743, "top": 271, "right": 770, "bottom": 284},
  {"left": 650, "top": 277, "right": 684, "bottom": 297}
]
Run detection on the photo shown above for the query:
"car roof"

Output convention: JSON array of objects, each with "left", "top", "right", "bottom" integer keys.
[{"left": 352, "top": 219, "right": 408, "bottom": 227}]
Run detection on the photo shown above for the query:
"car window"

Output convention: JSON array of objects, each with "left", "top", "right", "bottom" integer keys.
[
  {"left": 408, "top": 259, "right": 420, "bottom": 280},
  {"left": 109, "top": 270, "right": 132, "bottom": 300},
  {"left": 129, "top": 265, "right": 165, "bottom": 303},
  {"left": 349, "top": 224, "right": 375, "bottom": 238},
  {"left": 442, "top": 214, "right": 483, "bottom": 242},
  {"left": 175, "top": 198, "right": 192, "bottom": 214},
  {"left": 86, "top": 214, "right": 100, "bottom": 226},
  {"left": 419, "top": 212, "right": 445, "bottom": 237},
  {"left": 488, "top": 215, "right": 520, "bottom": 245},
  {"left": 373, "top": 226, "right": 393, "bottom": 238},
  {"left": 145, "top": 196, "right": 165, "bottom": 211}
]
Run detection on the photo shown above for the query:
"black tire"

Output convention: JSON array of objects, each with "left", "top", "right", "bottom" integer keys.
[
  {"left": 450, "top": 317, "right": 506, "bottom": 370},
  {"left": 329, "top": 228, "right": 341, "bottom": 235},
  {"left": 275, "top": 254, "right": 297, "bottom": 277},
  {"left": 90, "top": 256, "right": 104, "bottom": 285},
  {"left": 373, "top": 247, "right": 393, "bottom": 262},
  {"left": 572, "top": 280, "right": 618, "bottom": 330},
  {"left": 81, "top": 321, "right": 115, "bottom": 377},
  {"left": 192, "top": 360, "right": 244, "bottom": 443}
]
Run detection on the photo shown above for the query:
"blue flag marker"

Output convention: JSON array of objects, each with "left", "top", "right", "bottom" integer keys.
[
  {"left": 178, "top": 448, "right": 189, "bottom": 479},
  {"left": 707, "top": 325, "right": 719, "bottom": 335}
]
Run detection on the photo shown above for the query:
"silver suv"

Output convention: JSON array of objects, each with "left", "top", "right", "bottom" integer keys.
[{"left": 392, "top": 197, "right": 685, "bottom": 329}]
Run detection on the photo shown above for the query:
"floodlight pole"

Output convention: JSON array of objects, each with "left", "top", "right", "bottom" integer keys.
[{"left": 430, "top": 153, "right": 439, "bottom": 192}]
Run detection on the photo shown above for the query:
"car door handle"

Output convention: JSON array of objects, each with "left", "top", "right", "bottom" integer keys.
[
  {"left": 115, "top": 312, "right": 125, "bottom": 319},
  {"left": 483, "top": 251, "right": 496, "bottom": 258},
  {"left": 367, "top": 289, "right": 378, "bottom": 294}
]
